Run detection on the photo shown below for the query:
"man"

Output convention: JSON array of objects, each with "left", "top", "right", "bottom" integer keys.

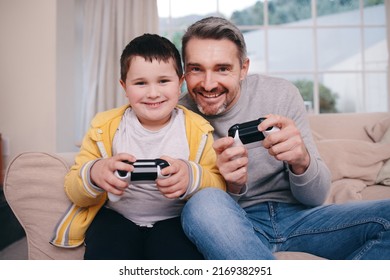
[{"left": 179, "top": 16, "right": 390, "bottom": 260}]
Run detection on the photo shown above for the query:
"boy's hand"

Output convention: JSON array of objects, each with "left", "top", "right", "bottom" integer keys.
[
  {"left": 155, "top": 156, "right": 189, "bottom": 199},
  {"left": 90, "top": 153, "right": 136, "bottom": 196}
]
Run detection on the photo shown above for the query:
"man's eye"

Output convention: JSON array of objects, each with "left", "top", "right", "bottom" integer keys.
[
  {"left": 190, "top": 67, "right": 201, "bottom": 72},
  {"left": 219, "top": 67, "right": 229, "bottom": 72}
]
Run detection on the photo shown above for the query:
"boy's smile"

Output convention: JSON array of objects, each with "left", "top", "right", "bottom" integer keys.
[{"left": 120, "top": 56, "right": 183, "bottom": 130}]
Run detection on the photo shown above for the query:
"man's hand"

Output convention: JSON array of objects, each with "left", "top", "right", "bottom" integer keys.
[
  {"left": 259, "top": 114, "right": 310, "bottom": 175},
  {"left": 213, "top": 137, "right": 249, "bottom": 194}
]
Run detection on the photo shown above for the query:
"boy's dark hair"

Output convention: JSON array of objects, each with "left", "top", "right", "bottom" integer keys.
[{"left": 120, "top": 33, "right": 183, "bottom": 82}]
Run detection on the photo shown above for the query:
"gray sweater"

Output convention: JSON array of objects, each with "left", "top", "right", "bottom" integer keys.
[{"left": 179, "top": 74, "right": 331, "bottom": 208}]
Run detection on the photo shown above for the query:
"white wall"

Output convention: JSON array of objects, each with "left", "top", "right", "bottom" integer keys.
[
  {"left": 0, "top": 0, "right": 80, "bottom": 170},
  {"left": 56, "top": 0, "right": 82, "bottom": 153}
]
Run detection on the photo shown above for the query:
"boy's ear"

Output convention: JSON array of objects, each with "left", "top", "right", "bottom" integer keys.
[{"left": 119, "top": 79, "right": 126, "bottom": 91}]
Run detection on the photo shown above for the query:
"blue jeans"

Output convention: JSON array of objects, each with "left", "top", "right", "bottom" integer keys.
[{"left": 181, "top": 188, "right": 390, "bottom": 259}]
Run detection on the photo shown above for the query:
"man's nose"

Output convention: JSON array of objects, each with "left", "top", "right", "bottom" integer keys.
[{"left": 201, "top": 71, "right": 218, "bottom": 91}]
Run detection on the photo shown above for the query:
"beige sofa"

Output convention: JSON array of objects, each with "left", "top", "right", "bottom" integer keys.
[{"left": 4, "top": 112, "right": 390, "bottom": 260}]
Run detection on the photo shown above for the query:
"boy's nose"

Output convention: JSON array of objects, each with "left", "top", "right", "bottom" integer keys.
[{"left": 147, "top": 85, "right": 160, "bottom": 98}]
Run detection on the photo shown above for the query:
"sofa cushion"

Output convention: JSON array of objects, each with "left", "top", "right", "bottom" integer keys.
[
  {"left": 315, "top": 139, "right": 390, "bottom": 185},
  {"left": 361, "top": 185, "right": 390, "bottom": 201},
  {"left": 364, "top": 116, "right": 390, "bottom": 186},
  {"left": 376, "top": 128, "right": 390, "bottom": 185},
  {"left": 365, "top": 116, "right": 390, "bottom": 142},
  {"left": 3, "top": 152, "right": 84, "bottom": 260},
  {"left": 324, "top": 179, "right": 366, "bottom": 204}
]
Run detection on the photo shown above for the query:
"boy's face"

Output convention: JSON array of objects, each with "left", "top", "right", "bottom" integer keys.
[
  {"left": 120, "top": 56, "right": 183, "bottom": 130},
  {"left": 184, "top": 38, "right": 249, "bottom": 116}
]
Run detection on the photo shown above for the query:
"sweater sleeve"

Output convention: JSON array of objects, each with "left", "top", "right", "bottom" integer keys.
[
  {"left": 289, "top": 156, "right": 331, "bottom": 206},
  {"left": 284, "top": 85, "right": 332, "bottom": 206},
  {"left": 64, "top": 127, "right": 107, "bottom": 207}
]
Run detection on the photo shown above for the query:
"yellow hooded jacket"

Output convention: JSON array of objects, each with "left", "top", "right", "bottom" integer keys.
[{"left": 51, "top": 104, "right": 226, "bottom": 248}]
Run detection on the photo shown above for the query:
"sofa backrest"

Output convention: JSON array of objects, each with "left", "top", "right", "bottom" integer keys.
[{"left": 308, "top": 112, "right": 390, "bottom": 141}]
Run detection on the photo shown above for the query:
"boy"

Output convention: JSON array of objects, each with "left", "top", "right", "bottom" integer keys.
[{"left": 51, "top": 34, "right": 225, "bottom": 259}]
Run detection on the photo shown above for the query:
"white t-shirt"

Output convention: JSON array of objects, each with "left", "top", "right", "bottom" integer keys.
[{"left": 107, "top": 107, "right": 190, "bottom": 227}]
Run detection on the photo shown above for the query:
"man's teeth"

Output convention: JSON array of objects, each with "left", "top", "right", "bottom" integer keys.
[{"left": 201, "top": 93, "right": 222, "bottom": 98}]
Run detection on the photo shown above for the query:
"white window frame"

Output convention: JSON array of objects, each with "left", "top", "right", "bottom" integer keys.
[{"left": 159, "top": 0, "right": 389, "bottom": 114}]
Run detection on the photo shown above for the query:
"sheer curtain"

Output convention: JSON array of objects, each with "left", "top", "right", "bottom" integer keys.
[
  {"left": 387, "top": 0, "right": 390, "bottom": 111},
  {"left": 80, "top": 0, "right": 159, "bottom": 135}
]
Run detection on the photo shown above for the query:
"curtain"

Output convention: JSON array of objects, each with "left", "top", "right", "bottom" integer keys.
[
  {"left": 386, "top": 0, "right": 390, "bottom": 111},
  {"left": 80, "top": 0, "right": 159, "bottom": 135}
]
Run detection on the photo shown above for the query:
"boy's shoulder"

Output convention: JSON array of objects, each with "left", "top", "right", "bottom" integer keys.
[
  {"left": 177, "top": 105, "right": 214, "bottom": 133},
  {"left": 91, "top": 105, "right": 129, "bottom": 128}
]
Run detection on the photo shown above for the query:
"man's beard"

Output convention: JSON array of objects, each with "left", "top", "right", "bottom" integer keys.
[
  {"left": 197, "top": 102, "right": 227, "bottom": 116},
  {"left": 192, "top": 86, "right": 229, "bottom": 116}
]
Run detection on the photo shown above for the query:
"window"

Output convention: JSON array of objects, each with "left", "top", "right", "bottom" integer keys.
[{"left": 158, "top": 0, "right": 388, "bottom": 114}]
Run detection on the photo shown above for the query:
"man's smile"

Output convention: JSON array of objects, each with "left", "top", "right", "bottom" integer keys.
[{"left": 195, "top": 90, "right": 227, "bottom": 99}]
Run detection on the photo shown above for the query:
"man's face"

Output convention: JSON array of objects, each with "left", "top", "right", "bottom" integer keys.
[{"left": 184, "top": 38, "right": 249, "bottom": 116}]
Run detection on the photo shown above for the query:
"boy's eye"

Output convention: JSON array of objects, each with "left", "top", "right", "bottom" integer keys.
[
  {"left": 135, "top": 81, "right": 146, "bottom": 86},
  {"left": 160, "top": 79, "right": 170, "bottom": 84}
]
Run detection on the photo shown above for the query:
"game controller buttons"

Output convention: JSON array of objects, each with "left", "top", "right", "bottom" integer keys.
[
  {"left": 228, "top": 117, "right": 280, "bottom": 145},
  {"left": 108, "top": 159, "right": 170, "bottom": 202}
]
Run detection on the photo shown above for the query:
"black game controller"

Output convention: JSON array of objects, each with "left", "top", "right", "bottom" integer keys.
[
  {"left": 116, "top": 159, "right": 170, "bottom": 181},
  {"left": 228, "top": 118, "right": 280, "bottom": 145},
  {"left": 108, "top": 159, "right": 170, "bottom": 202}
]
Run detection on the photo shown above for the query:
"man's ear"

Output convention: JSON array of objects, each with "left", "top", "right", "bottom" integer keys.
[
  {"left": 180, "top": 75, "right": 185, "bottom": 84},
  {"left": 240, "top": 58, "right": 250, "bottom": 81},
  {"left": 179, "top": 75, "right": 185, "bottom": 95}
]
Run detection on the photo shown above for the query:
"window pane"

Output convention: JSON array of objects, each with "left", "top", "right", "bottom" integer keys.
[
  {"left": 294, "top": 76, "right": 341, "bottom": 114},
  {"left": 317, "top": 0, "right": 360, "bottom": 25},
  {"left": 317, "top": 28, "right": 361, "bottom": 71},
  {"left": 322, "top": 73, "right": 362, "bottom": 113},
  {"left": 364, "top": 27, "right": 387, "bottom": 71},
  {"left": 158, "top": 0, "right": 217, "bottom": 18},
  {"left": 220, "top": 0, "right": 260, "bottom": 20},
  {"left": 291, "top": 76, "right": 315, "bottom": 113},
  {"left": 365, "top": 73, "right": 388, "bottom": 112},
  {"left": 268, "top": 0, "right": 312, "bottom": 25},
  {"left": 364, "top": 1, "right": 385, "bottom": 25},
  {"left": 272, "top": 75, "right": 317, "bottom": 113},
  {"left": 230, "top": 0, "right": 264, "bottom": 26},
  {"left": 244, "top": 30, "right": 265, "bottom": 73},
  {"left": 268, "top": 29, "right": 313, "bottom": 71}
]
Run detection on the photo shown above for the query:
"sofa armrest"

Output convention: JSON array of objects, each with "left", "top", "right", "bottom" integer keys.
[{"left": 3, "top": 152, "right": 84, "bottom": 259}]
